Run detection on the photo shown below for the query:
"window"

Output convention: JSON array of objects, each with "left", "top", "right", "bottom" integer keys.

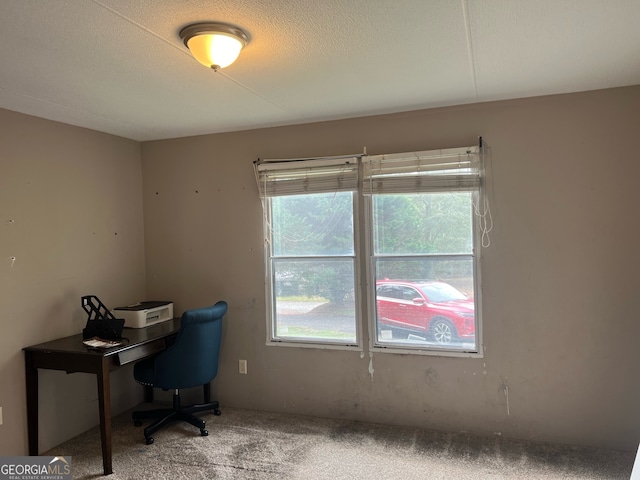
[
  {"left": 256, "top": 157, "right": 359, "bottom": 346},
  {"left": 370, "top": 192, "right": 477, "bottom": 350},
  {"left": 256, "top": 144, "right": 485, "bottom": 354},
  {"left": 363, "top": 146, "right": 482, "bottom": 353}
]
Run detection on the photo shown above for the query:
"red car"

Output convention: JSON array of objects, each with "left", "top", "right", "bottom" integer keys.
[{"left": 376, "top": 280, "right": 475, "bottom": 344}]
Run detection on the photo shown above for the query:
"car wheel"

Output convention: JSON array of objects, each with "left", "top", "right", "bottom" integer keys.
[{"left": 430, "top": 318, "right": 457, "bottom": 344}]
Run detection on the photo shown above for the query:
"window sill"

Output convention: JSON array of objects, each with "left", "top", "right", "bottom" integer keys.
[
  {"left": 266, "top": 340, "right": 362, "bottom": 351},
  {"left": 371, "top": 344, "right": 484, "bottom": 358}
]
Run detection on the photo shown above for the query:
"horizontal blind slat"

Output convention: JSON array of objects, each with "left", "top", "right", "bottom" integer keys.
[
  {"left": 256, "top": 157, "right": 359, "bottom": 196},
  {"left": 362, "top": 146, "right": 480, "bottom": 195}
]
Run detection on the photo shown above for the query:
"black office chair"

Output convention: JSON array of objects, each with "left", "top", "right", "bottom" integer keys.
[{"left": 132, "top": 301, "right": 227, "bottom": 444}]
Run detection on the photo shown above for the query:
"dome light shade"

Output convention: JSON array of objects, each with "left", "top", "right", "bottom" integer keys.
[{"left": 180, "top": 23, "right": 249, "bottom": 71}]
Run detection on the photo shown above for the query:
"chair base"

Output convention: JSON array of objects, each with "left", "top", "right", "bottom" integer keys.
[{"left": 132, "top": 390, "right": 221, "bottom": 444}]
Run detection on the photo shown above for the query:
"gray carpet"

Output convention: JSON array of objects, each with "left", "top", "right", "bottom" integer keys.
[{"left": 45, "top": 406, "right": 634, "bottom": 479}]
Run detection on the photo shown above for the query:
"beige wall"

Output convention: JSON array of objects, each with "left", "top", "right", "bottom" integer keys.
[
  {"left": 142, "top": 85, "right": 640, "bottom": 451},
  {"left": 1, "top": 85, "right": 638, "bottom": 456},
  {"left": 0, "top": 109, "right": 146, "bottom": 454}
]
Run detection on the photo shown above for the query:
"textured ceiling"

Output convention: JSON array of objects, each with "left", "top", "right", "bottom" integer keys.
[{"left": 0, "top": 0, "right": 639, "bottom": 141}]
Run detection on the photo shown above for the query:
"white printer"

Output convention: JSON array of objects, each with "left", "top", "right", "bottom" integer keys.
[{"left": 113, "top": 301, "right": 174, "bottom": 328}]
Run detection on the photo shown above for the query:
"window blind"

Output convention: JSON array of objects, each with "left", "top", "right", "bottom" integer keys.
[
  {"left": 362, "top": 146, "right": 481, "bottom": 195},
  {"left": 255, "top": 156, "right": 359, "bottom": 197}
]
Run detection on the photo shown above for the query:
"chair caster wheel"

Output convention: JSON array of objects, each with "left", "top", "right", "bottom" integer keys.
[
  {"left": 214, "top": 408, "right": 221, "bottom": 416},
  {"left": 145, "top": 437, "right": 154, "bottom": 445},
  {"left": 134, "top": 419, "right": 142, "bottom": 427},
  {"left": 201, "top": 429, "right": 208, "bottom": 436}
]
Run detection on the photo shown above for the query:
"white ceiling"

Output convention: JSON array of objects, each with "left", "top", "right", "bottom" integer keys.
[{"left": 0, "top": 0, "right": 639, "bottom": 142}]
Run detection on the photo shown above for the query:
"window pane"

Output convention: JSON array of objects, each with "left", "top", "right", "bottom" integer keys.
[
  {"left": 271, "top": 192, "right": 354, "bottom": 256},
  {"left": 273, "top": 259, "right": 356, "bottom": 343},
  {"left": 376, "top": 257, "right": 474, "bottom": 290},
  {"left": 373, "top": 192, "right": 473, "bottom": 255},
  {"left": 375, "top": 258, "right": 475, "bottom": 350},
  {"left": 373, "top": 190, "right": 477, "bottom": 352}
]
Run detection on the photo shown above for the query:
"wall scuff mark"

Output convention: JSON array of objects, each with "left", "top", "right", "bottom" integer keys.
[
  {"left": 425, "top": 367, "right": 440, "bottom": 388},
  {"left": 501, "top": 377, "right": 510, "bottom": 416},
  {"left": 504, "top": 385, "right": 510, "bottom": 415},
  {"left": 368, "top": 352, "right": 374, "bottom": 381}
]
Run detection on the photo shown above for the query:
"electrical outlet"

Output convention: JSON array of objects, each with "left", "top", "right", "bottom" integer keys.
[{"left": 239, "top": 359, "right": 247, "bottom": 375}]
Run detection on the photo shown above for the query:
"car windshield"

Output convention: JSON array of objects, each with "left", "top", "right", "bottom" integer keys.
[{"left": 419, "top": 283, "right": 466, "bottom": 303}]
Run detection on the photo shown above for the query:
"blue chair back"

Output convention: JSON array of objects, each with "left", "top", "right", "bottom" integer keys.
[{"left": 150, "top": 301, "right": 227, "bottom": 390}]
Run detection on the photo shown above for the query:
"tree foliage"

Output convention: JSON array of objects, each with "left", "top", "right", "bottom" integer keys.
[{"left": 270, "top": 191, "right": 474, "bottom": 303}]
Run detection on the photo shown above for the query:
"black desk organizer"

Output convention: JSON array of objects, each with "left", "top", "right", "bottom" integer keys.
[{"left": 81, "top": 295, "right": 125, "bottom": 340}]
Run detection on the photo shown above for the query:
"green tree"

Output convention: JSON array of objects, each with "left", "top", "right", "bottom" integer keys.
[{"left": 271, "top": 192, "right": 355, "bottom": 304}]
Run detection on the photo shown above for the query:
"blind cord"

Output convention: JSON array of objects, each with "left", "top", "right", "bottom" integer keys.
[{"left": 474, "top": 144, "right": 493, "bottom": 248}]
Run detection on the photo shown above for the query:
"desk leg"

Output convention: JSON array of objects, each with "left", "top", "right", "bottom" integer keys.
[
  {"left": 24, "top": 351, "right": 39, "bottom": 455},
  {"left": 96, "top": 358, "right": 112, "bottom": 475}
]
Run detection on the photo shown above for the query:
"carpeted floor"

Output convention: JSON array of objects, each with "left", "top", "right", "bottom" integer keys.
[{"left": 45, "top": 406, "right": 634, "bottom": 479}]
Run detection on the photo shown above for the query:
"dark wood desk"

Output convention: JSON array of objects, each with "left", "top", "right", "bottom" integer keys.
[{"left": 23, "top": 319, "right": 181, "bottom": 475}]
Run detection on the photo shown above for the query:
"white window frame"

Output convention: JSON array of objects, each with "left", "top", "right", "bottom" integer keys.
[
  {"left": 364, "top": 198, "right": 483, "bottom": 357},
  {"left": 255, "top": 144, "right": 486, "bottom": 356},
  {"left": 255, "top": 156, "right": 362, "bottom": 350},
  {"left": 362, "top": 146, "right": 484, "bottom": 357}
]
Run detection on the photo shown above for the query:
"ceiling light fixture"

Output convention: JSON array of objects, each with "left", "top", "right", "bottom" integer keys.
[{"left": 180, "top": 22, "right": 249, "bottom": 71}]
